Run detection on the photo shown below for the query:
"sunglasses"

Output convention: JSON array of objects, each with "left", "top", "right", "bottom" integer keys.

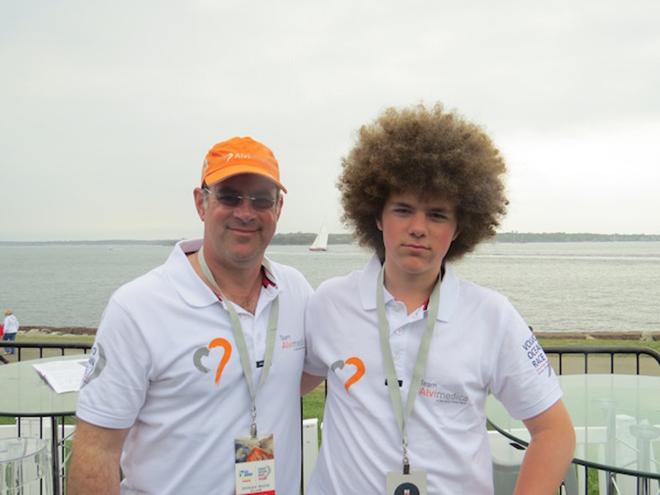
[{"left": 203, "top": 187, "right": 277, "bottom": 211}]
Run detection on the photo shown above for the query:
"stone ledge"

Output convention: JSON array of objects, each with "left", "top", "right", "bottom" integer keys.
[
  {"left": 21, "top": 326, "right": 96, "bottom": 336},
  {"left": 535, "top": 331, "right": 659, "bottom": 341},
  {"left": 17, "top": 327, "right": 660, "bottom": 341}
]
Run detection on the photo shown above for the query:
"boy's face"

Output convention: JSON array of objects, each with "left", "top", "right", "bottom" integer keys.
[{"left": 378, "top": 192, "right": 458, "bottom": 281}]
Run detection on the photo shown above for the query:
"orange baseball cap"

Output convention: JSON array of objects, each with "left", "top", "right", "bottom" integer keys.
[{"left": 201, "top": 136, "right": 287, "bottom": 192}]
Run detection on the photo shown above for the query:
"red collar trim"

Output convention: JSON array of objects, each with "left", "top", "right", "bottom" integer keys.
[
  {"left": 423, "top": 267, "right": 444, "bottom": 310},
  {"left": 261, "top": 266, "right": 276, "bottom": 288},
  {"left": 206, "top": 267, "right": 276, "bottom": 301}
]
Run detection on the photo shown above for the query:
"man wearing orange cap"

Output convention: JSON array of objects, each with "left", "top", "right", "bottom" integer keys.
[{"left": 69, "top": 137, "right": 312, "bottom": 495}]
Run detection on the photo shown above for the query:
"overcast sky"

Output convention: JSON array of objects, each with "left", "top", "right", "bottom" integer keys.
[{"left": 2, "top": 0, "right": 659, "bottom": 241}]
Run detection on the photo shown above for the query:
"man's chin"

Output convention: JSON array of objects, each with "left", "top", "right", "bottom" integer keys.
[{"left": 226, "top": 246, "right": 264, "bottom": 265}]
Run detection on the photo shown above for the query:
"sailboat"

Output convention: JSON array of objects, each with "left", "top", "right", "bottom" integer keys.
[{"left": 309, "top": 224, "right": 329, "bottom": 252}]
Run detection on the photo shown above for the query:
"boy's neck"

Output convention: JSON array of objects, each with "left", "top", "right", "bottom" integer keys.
[{"left": 382, "top": 261, "right": 441, "bottom": 315}]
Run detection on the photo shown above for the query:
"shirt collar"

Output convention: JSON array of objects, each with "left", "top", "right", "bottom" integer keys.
[
  {"left": 358, "top": 254, "right": 459, "bottom": 322},
  {"left": 165, "top": 239, "right": 279, "bottom": 308}
]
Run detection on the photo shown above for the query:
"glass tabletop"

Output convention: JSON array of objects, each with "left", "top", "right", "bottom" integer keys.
[
  {"left": 486, "top": 374, "right": 660, "bottom": 480},
  {"left": 0, "top": 355, "right": 85, "bottom": 417}
]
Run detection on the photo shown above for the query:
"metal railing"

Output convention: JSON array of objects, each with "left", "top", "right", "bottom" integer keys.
[
  {"left": 0, "top": 341, "right": 92, "bottom": 361},
  {"left": 544, "top": 345, "right": 660, "bottom": 375}
]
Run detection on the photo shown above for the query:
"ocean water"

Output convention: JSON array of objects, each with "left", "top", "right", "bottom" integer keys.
[{"left": 1, "top": 242, "right": 659, "bottom": 332}]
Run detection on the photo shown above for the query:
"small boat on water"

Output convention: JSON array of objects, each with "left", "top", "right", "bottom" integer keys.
[{"left": 309, "top": 224, "right": 329, "bottom": 252}]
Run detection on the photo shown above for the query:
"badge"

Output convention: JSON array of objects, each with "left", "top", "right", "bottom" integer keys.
[
  {"left": 234, "top": 434, "right": 276, "bottom": 495},
  {"left": 386, "top": 470, "right": 427, "bottom": 495}
]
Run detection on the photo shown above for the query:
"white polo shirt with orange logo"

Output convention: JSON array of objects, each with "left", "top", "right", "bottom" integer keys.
[
  {"left": 304, "top": 255, "right": 561, "bottom": 494},
  {"left": 77, "top": 239, "right": 312, "bottom": 495}
]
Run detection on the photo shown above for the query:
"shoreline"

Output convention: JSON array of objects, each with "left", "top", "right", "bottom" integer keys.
[
  {"left": 534, "top": 330, "right": 659, "bottom": 341},
  {"left": 18, "top": 326, "right": 660, "bottom": 341}
]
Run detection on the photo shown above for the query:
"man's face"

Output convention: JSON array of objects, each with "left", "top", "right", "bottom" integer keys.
[
  {"left": 194, "top": 174, "right": 282, "bottom": 270},
  {"left": 378, "top": 191, "right": 458, "bottom": 282}
]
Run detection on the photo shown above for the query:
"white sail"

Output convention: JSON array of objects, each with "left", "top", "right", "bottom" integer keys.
[{"left": 309, "top": 224, "right": 329, "bottom": 251}]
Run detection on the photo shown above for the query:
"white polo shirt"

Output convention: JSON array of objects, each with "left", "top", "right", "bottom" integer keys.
[
  {"left": 304, "top": 255, "right": 561, "bottom": 495},
  {"left": 77, "top": 239, "right": 312, "bottom": 495}
]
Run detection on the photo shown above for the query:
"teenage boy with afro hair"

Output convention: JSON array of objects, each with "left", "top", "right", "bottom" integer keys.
[{"left": 302, "top": 104, "right": 575, "bottom": 494}]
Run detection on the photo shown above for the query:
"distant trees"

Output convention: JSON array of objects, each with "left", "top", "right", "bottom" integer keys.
[
  {"left": 271, "top": 232, "right": 355, "bottom": 245},
  {"left": 494, "top": 232, "right": 660, "bottom": 243},
  {"left": 270, "top": 231, "right": 660, "bottom": 245}
]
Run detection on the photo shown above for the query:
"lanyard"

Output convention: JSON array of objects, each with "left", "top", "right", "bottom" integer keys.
[
  {"left": 376, "top": 265, "right": 441, "bottom": 474},
  {"left": 198, "top": 245, "right": 279, "bottom": 438}
]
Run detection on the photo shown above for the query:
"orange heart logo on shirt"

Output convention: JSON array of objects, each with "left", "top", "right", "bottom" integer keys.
[
  {"left": 330, "top": 356, "right": 365, "bottom": 391},
  {"left": 208, "top": 338, "right": 232, "bottom": 385},
  {"left": 344, "top": 357, "right": 365, "bottom": 390}
]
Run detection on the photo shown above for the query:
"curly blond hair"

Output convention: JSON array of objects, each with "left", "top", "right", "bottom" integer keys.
[{"left": 338, "top": 103, "right": 508, "bottom": 261}]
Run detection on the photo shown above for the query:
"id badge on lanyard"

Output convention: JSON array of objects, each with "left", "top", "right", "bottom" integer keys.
[
  {"left": 386, "top": 471, "right": 428, "bottom": 495},
  {"left": 235, "top": 434, "right": 276, "bottom": 495}
]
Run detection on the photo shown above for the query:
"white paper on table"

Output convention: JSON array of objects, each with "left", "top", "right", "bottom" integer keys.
[{"left": 32, "top": 359, "right": 88, "bottom": 393}]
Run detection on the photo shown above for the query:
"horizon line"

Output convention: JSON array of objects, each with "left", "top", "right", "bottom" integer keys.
[{"left": 1, "top": 231, "right": 660, "bottom": 244}]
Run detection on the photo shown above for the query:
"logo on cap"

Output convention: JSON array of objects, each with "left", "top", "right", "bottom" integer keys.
[{"left": 201, "top": 136, "right": 287, "bottom": 192}]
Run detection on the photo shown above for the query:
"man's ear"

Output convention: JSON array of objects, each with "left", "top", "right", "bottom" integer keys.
[
  {"left": 376, "top": 218, "right": 383, "bottom": 231},
  {"left": 275, "top": 194, "right": 284, "bottom": 220},
  {"left": 193, "top": 187, "right": 206, "bottom": 221},
  {"left": 452, "top": 228, "right": 459, "bottom": 241}
]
